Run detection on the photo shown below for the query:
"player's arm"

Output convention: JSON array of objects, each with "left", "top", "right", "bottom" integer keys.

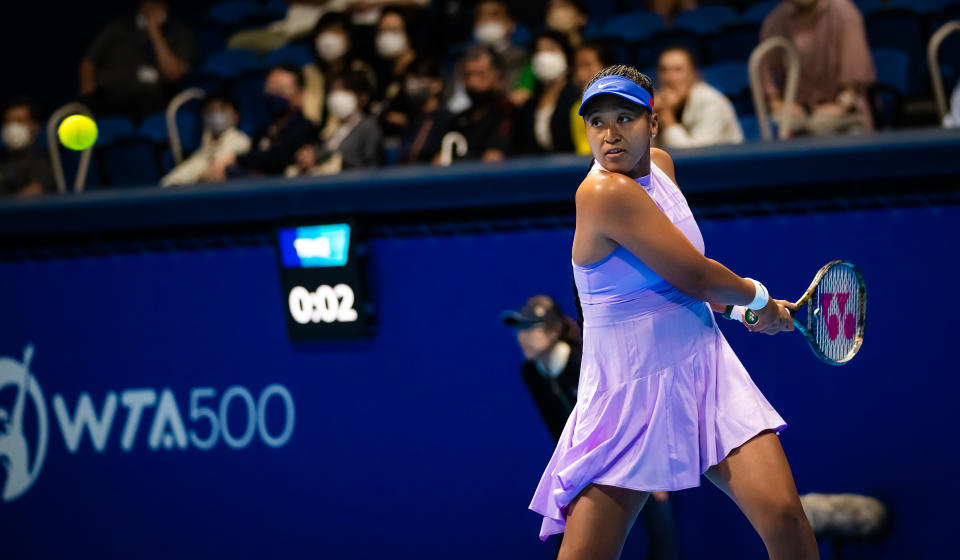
[{"left": 582, "top": 172, "right": 755, "bottom": 306}]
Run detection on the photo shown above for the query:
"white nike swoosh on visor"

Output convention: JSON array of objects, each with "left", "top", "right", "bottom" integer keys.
[{"left": 596, "top": 81, "right": 616, "bottom": 89}]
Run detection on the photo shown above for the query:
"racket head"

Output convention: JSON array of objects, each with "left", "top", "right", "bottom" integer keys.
[{"left": 793, "top": 260, "right": 866, "bottom": 365}]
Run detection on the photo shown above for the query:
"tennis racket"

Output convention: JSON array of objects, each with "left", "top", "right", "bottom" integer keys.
[{"left": 745, "top": 260, "right": 866, "bottom": 366}]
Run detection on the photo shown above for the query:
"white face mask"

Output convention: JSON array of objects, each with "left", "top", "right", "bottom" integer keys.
[
  {"left": 2, "top": 122, "right": 32, "bottom": 150},
  {"left": 376, "top": 31, "right": 408, "bottom": 59},
  {"left": 474, "top": 22, "right": 508, "bottom": 45},
  {"left": 327, "top": 90, "right": 359, "bottom": 120},
  {"left": 204, "top": 111, "right": 233, "bottom": 136},
  {"left": 316, "top": 32, "right": 348, "bottom": 62},
  {"left": 532, "top": 51, "right": 568, "bottom": 83}
]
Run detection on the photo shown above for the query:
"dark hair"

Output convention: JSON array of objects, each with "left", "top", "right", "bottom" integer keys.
[
  {"left": 337, "top": 70, "right": 374, "bottom": 98},
  {"left": 578, "top": 40, "right": 616, "bottom": 67},
  {"left": 269, "top": 64, "right": 305, "bottom": 89},
  {"left": 3, "top": 95, "right": 42, "bottom": 122},
  {"left": 202, "top": 90, "right": 238, "bottom": 111},
  {"left": 463, "top": 44, "right": 504, "bottom": 76},
  {"left": 406, "top": 56, "right": 443, "bottom": 80},
  {"left": 534, "top": 29, "right": 573, "bottom": 69},
  {"left": 538, "top": 296, "right": 583, "bottom": 346},
  {"left": 313, "top": 11, "right": 351, "bottom": 35},
  {"left": 659, "top": 45, "right": 699, "bottom": 71}
]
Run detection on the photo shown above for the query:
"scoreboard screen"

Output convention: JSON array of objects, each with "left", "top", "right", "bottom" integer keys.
[{"left": 276, "top": 223, "right": 373, "bottom": 340}]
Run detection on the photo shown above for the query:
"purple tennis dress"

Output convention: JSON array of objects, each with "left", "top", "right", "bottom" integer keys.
[{"left": 529, "top": 161, "right": 787, "bottom": 541}]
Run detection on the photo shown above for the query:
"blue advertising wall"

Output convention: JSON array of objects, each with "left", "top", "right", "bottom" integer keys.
[{"left": 0, "top": 200, "right": 957, "bottom": 558}]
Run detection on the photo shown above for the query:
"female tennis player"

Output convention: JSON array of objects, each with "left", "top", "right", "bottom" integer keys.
[{"left": 529, "top": 65, "right": 820, "bottom": 560}]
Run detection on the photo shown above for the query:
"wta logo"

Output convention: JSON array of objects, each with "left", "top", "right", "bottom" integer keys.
[
  {"left": 0, "top": 345, "right": 295, "bottom": 503},
  {"left": 0, "top": 345, "right": 47, "bottom": 502}
]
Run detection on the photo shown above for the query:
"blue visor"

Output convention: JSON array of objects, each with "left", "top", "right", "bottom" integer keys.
[{"left": 578, "top": 76, "right": 654, "bottom": 116}]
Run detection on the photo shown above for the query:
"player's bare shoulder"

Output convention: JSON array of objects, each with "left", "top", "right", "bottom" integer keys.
[{"left": 576, "top": 166, "right": 638, "bottom": 210}]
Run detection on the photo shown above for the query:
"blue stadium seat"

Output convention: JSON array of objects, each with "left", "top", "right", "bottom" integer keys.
[
  {"left": 200, "top": 49, "right": 263, "bottom": 79},
  {"left": 702, "top": 62, "right": 750, "bottom": 97},
  {"left": 706, "top": 22, "right": 762, "bottom": 65},
  {"left": 600, "top": 11, "right": 665, "bottom": 42},
  {"left": 101, "top": 139, "right": 161, "bottom": 187},
  {"left": 871, "top": 48, "right": 909, "bottom": 94},
  {"left": 263, "top": 0, "right": 288, "bottom": 20},
  {"left": 637, "top": 29, "right": 704, "bottom": 70},
  {"left": 233, "top": 71, "right": 269, "bottom": 136},
  {"left": 674, "top": 6, "right": 739, "bottom": 34},
  {"left": 739, "top": 114, "right": 760, "bottom": 141},
  {"left": 61, "top": 149, "right": 102, "bottom": 190},
  {"left": 93, "top": 116, "right": 136, "bottom": 146},
  {"left": 739, "top": 0, "right": 780, "bottom": 23},
  {"left": 865, "top": 8, "right": 927, "bottom": 95},
  {"left": 263, "top": 44, "right": 314, "bottom": 67},
  {"left": 138, "top": 113, "right": 169, "bottom": 143},
  {"left": 206, "top": 1, "right": 262, "bottom": 27}
]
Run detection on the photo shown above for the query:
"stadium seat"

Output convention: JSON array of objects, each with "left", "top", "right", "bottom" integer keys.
[
  {"left": 263, "top": 44, "right": 314, "bottom": 67},
  {"left": 138, "top": 113, "right": 169, "bottom": 144},
  {"left": 706, "top": 22, "right": 762, "bottom": 65},
  {"left": 871, "top": 48, "right": 910, "bottom": 95},
  {"left": 205, "top": 1, "right": 262, "bottom": 27},
  {"left": 865, "top": 8, "right": 927, "bottom": 95},
  {"left": 702, "top": 61, "right": 753, "bottom": 116},
  {"left": 674, "top": 6, "right": 739, "bottom": 34},
  {"left": 233, "top": 71, "right": 269, "bottom": 136},
  {"left": 599, "top": 11, "right": 665, "bottom": 42},
  {"left": 263, "top": 0, "right": 288, "bottom": 20},
  {"left": 200, "top": 49, "right": 263, "bottom": 79},
  {"left": 101, "top": 139, "right": 161, "bottom": 187},
  {"left": 93, "top": 116, "right": 136, "bottom": 146},
  {"left": 637, "top": 29, "right": 704, "bottom": 70},
  {"left": 738, "top": 114, "right": 760, "bottom": 141},
  {"left": 738, "top": 0, "right": 780, "bottom": 23}
]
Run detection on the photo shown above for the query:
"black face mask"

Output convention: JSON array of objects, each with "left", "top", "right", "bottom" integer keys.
[
  {"left": 466, "top": 88, "right": 496, "bottom": 107},
  {"left": 264, "top": 94, "right": 291, "bottom": 119}
]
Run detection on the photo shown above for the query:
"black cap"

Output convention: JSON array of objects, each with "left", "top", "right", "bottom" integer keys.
[{"left": 500, "top": 295, "right": 561, "bottom": 328}]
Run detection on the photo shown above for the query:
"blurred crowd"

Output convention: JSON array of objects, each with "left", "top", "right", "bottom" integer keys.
[{"left": 2, "top": 0, "right": 959, "bottom": 197}]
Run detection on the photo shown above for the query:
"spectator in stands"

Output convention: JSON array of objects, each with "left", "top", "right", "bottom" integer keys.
[
  {"left": 396, "top": 58, "right": 454, "bottom": 164},
  {"left": 760, "top": 0, "right": 876, "bottom": 135},
  {"left": 943, "top": 79, "right": 960, "bottom": 129},
  {"left": 445, "top": 45, "right": 515, "bottom": 163},
  {"left": 648, "top": 0, "right": 698, "bottom": 24},
  {"left": 515, "top": 31, "right": 581, "bottom": 154},
  {"left": 0, "top": 97, "right": 54, "bottom": 198},
  {"left": 161, "top": 93, "right": 251, "bottom": 187},
  {"left": 654, "top": 47, "right": 743, "bottom": 148},
  {"left": 473, "top": 0, "right": 534, "bottom": 106},
  {"left": 544, "top": 0, "right": 589, "bottom": 49},
  {"left": 207, "top": 65, "right": 316, "bottom": 181},
  {"left": 79, "top": 0, "right": 195, "bottom": 119},
  {"left": 307, "top": 12, "right": 377, "bottom": 126},
  {"left": 292, "top": 70, "right": 381, "bottom": 175},
  {"left": 371, "top": 8, "right": 418, "bottom": 110},
  {"left": 571, "top": 41, "right": 616, "bottom": 154}
]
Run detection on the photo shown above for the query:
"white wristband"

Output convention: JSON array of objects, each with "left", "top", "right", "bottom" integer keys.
[{"left": 744, "top": 278, "right": 769, "bottom": 310}]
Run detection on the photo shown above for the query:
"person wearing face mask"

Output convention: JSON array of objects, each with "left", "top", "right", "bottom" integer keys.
[
  {"left": 515, "top": 32, "right": 581, "bottom": 154},
  {"left": 760, "top": 0, "right": 875, "bottom": 136},
  {"left": 292, "top": 70, "right": 382, "bottom": 175},
  {"left": 654, "top": 47, "right": 743, "bottom": 149},
  {"left": 207, "top": 65, "right": 316, "bottom": 181},
  {"left": 472, "top": 0, "right": 534, "bottom": 107},
  {"left": 79, "top": 0, "right": 196, "bottom": 119},
  {"left": 395, "top": 58, "right": 453, "bottom": 164},
  {"left": 0, "top": 98, "right": 53, "bottom": 198},
  {"left": 160, "top": 93, "right": 251, "bottom": 187},
  {"left": 571, "top": 41, "right": 616, "bottom": 155},
  {"left": 544, "top": 0, "right": 589, "bottom": 50},
  {"left": 446, "top": 45, "right": 515, "bottom": 163},
  {"left": 306, "top": 13, "right": 377, "bottom": 126},
  {"left": 371, "top": 8, "right": 418, "bottom": 109}
]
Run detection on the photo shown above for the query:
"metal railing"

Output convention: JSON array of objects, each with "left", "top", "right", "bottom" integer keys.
[
  {"left": 749, "top": 36, "right": 800, "bottom": 141},
  {"left": 438, "top": 131, "right": 468, "bottom": 166},
  {"left": 928, "top": 20, "right": 960, "bottom": 121},
  {"left": 167, "top": 88, "right": 207, "bottom": 164},
  {"left": 46, "top": 102, "right": 95, "bottom": 194}
]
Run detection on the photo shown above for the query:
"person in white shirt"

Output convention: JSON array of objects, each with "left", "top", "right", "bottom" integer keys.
[
  {"left": 161, "top": 93, "right": 251, "bottom": 186},
  {"left": 654, "top": 47, "right": 744, "bottom": 149}
]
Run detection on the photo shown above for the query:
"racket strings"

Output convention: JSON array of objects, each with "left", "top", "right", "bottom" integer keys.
[{"left": 813, "top": 264, "right": 861, "bottom": 363}]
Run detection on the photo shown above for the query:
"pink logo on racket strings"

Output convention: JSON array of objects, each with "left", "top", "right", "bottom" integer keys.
[{"left": 820, "top": 292, "right": 855, "bottom": 341}]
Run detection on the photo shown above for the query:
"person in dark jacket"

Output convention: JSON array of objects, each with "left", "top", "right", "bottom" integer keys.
[
  {"left": 515, "top": 31, "right": 581, "bottom": 154},
  {"left": 503, "top": 294, "right": 680, "bottom": 560},
  {"left": 207, "top": 65, "right": 316, "bottom": 181}
]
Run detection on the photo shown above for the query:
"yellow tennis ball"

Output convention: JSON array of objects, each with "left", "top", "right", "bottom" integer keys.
[{"left": 57, "top": 115, "right": 98, "bottom": 151}]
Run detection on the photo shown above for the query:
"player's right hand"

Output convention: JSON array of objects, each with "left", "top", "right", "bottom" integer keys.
[{"left": 747, "top": 299, "right": 795, "bottom": 335}]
